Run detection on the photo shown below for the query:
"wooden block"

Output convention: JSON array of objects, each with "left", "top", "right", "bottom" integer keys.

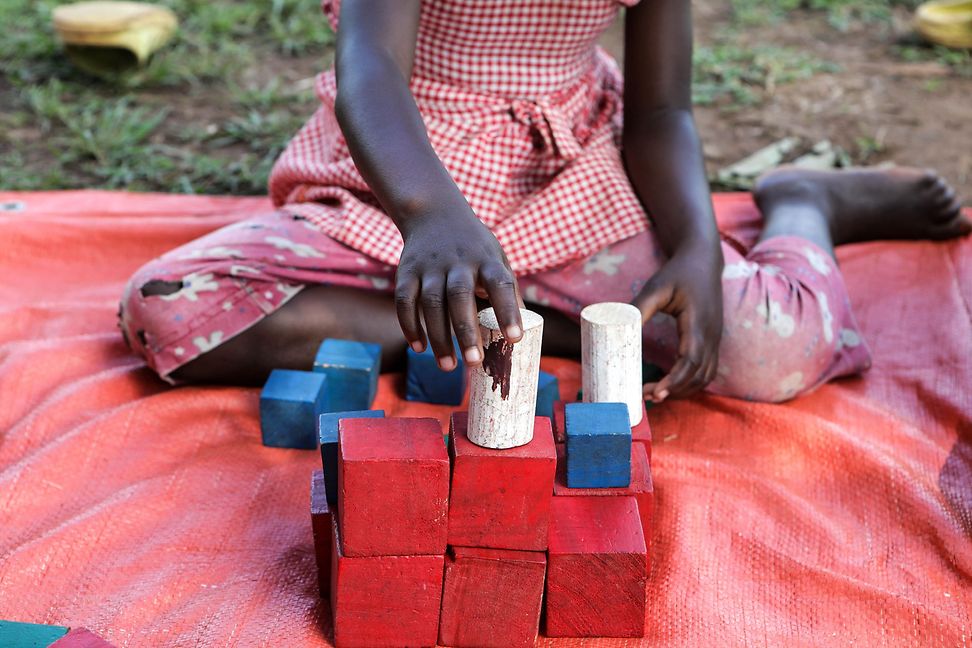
[
  {"left": 448, "top": 413, "right": 556, "bottom": 551},
  {"left": 554, "top": 444, "right": 654, "bottom": 551},
  {"left": 545, "top": 496, "right": 647, "bottom": 638},
  {"left": 405, "top": 338, "right": 466, "bottom": 406},
  {"left": 330, "top": 518, "right": 443, "bottom": 648},
  {"left": 311, "top": 470, "right": 333, "bottom": 599},
  {"left": 468, "top": 308, "right": 544, "bottom": 449},
  {"left": 438, "top": 547, "right": 546, "bottom": 648},
  {"left": 551, "top": 400, "right": 567, "bottom": 444},
  {"left": 535, "top": 370, "right": 560, "bottom": 418},
  {"left": 632, "top": 401, "right": 652, "bottom": 463},
  {"left": 48, "top": 627, "right": 117, "bottom": 647},
  {"left": 565, "top": 402, "right": 631, "bottom": 488},
  {"left": 338, "top": 417, "right": 449, "bottom": 556},
  {"left": 260, "top": 369, "right": 329, "bottom": 449},
  {"left": 581, "top": 302, "right": 644, "bottom": 426},
  {"left": 0, "top": 620, "right": 69, "bottom": 647},
  {"left": 314, "top": 338, "right": 382, "bottom": 411},
  {"left": 318, "top": 409, "right": 385, "bottom": 506}
]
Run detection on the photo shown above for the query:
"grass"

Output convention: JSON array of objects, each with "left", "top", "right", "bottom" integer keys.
[
  {"left": 693, "top": 44, "right": 838, "bottom": 106},
  {"left": 897, "top": 43, "right": 972, "bottom": 77},
  {"left": 0, "top": 0, "right": 968, "bottom": 193},
  {"left": 729, "top": 0, "right": 924, "bottom": 30},
  {"left": 0, "top": 0, "right": 331, "bottom": 193}
]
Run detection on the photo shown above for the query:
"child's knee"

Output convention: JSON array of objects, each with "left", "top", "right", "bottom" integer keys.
[
  {"left": 117, "top": 258, "right": 187, "bottom": 365},
  {"left": 710, "top": 326, "right": 832, "bottom": 403}
]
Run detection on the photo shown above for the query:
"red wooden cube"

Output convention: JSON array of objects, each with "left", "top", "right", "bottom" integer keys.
[
  {"left": 338, "top": 417, "right": 449, "bottom": 557},
  {"left": 448, "top": 412, "right": 556, "bottom": 551},
  {"left": 545, "top": 496, "right": 648, "bottom": 638},
  {"left": 49, "top": 628, "right": 117, "bottom": 648},
  {"left": 330, "top": 518, "right": 443, "bottom": 647},
  {"left": 438, "top": 547, "right": 546, "bottom": 648},
  {"left": 310, "top": 469, "right": 332, "bottom": 598},
  {"left": 553, "top": 443, "right": 654, "bottom": 550},
  {"left": 632, "top": 401, "right": 652, "bottom": 462},
  {"left": 552, "top": 400, "right": 567, "bottom": 444}
]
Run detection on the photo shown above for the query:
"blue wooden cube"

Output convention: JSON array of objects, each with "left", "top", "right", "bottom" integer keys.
[
  {"left": 565, "top": 402, "right": 632, "bottom": 488},
  {"left": 260, "top": 369, "right": 329, "bottom": 449},
  {"left": 318, "top": 409, "right": 385, "bottom": 506},
  {"left": 535, "top": 370, "right": 560, "bottom": 418},
  {"left": 313, "top": 338, "right": 382, "bottom": 411},
  {"left": 405, "top": 339, "right": 466, "bottom": 406}
]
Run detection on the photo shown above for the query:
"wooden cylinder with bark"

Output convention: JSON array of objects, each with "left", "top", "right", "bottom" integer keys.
[{"left": 468, "top": 308, "right": 545, "bottom": 449}]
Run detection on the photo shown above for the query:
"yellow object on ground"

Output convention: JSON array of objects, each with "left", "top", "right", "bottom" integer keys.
[
  {"left": 53, "top": 1, "right": 178, "bottom": 76},
  {"left": 915, "top": 0, "right": 972, "bottom": 49}
]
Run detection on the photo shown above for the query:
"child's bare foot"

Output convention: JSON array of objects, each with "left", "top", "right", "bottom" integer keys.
[{"left": 754, "top": 166, "right": 971, "bottom": 246}]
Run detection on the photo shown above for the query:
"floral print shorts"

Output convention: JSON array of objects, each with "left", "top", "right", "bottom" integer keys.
[{"left": 119, "top": 211, "right": 871, "bottom": 402}]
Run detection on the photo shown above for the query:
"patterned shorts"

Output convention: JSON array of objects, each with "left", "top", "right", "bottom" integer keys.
[{"left": 119, "top": 211, "right": 871, "bottom": 402}]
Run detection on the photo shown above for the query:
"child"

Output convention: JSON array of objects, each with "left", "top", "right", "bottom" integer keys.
[{"left": 119, "top": 0, "right": 968, "bottom": 403}]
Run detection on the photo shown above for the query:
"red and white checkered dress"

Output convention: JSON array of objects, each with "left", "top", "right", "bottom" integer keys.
[{"left": 268, "top": 0, "right": 647, "bottom": 275}]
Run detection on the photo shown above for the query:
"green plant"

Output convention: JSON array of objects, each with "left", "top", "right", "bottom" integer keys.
[
  {"left": 897, "top": 44, "right": 972, "bottom": 77},
  {"left": 730, "top": 0, "right": 924, "bottom": 30},
  {"left": 693, "top": 44, "right": 837, "bottom": 106}
]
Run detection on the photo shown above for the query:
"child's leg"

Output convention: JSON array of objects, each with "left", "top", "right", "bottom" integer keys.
[
  {"left": 520, "top": 230, "right": 870, "bottom": 402},
  {"left": 521, "top": 166, "right": 968, "bottom": 402},
  {"left": 119, "top": 211, "right": 401, "bottom": 385}
]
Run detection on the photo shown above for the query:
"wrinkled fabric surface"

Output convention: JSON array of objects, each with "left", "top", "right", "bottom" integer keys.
[{"left": 0, "top": 191, "right": 970, "bottom": 647}]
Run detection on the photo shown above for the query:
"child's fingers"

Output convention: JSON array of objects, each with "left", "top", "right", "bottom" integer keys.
[
  {"left": 446, "top": 268, "right": 483, "bottom": 365},
  {"left": 651, "top": 309, "right": 705, "bottom": 400},
  {"left": 395, "top": 273, "right": 426, "bottom": 353},
  {"left": 481, "top": 263, "right": 523, "bottom": 342},
  {"left": 419, "top": 273, "right": 457, "bottom": 371}
]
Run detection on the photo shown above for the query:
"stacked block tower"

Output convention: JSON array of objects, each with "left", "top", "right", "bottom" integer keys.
[{"left": 269, "top": 302, "right": 653, "bottom": 645}]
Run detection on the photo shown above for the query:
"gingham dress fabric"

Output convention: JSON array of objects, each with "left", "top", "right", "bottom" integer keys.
[{"left": 268, "top": 0, "right": 647, "bottom": 275}]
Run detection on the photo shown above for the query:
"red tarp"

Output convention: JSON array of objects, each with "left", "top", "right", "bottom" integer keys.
[{"left": 0, "top": 191, "right": 969, "bottom": 646}]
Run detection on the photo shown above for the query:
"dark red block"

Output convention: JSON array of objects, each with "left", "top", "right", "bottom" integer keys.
[
  {"left": 438, "top": 546, "right": 546, "bottom": 648},
  {"left": 545, "top": 496, "right": 647, "bottom": 638},
  {"left": 338, "top": 417, "right": 449, "bottom": 557},
  {"left": 310, "top": 469, "right": 332, "bottom": 598},
  {"left": 330, "top": 518, "right": 443, "bottom": 647},
  {"left": 49, "top": 628, "right": 117, "bottom": 648},
  {"left": 552, "top": 400, "right": 567, "bottom": 444},
  {"left": 632, "top": 401, "right": 652, "bottom": 462},
  {"left": 448, "top": 413, "right": 556, "bottom": 550},
  {"left": 553, "top": 443, "right": 654, "bottom": 549}
]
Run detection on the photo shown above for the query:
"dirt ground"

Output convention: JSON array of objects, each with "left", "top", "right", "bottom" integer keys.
[
  {"left": 1, "top": 1, "right": 970, "bottom": 199},
  {"left": 601, "top": 2, "right": 971, "bottom": 195}
]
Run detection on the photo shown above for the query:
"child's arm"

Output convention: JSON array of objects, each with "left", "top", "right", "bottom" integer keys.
[
  {"left": 334, "top": 0, "right": 523, "bottom": 369},
  {"left": 622, "top": 0, "right": 724, "bottom": 402}
]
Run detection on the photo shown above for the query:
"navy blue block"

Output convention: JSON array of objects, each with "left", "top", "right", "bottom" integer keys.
[
  {"left": 565, "top": 402, "right": 632, "bottom": 488},
  {"left": 260, "top": 369, "right": 329, "bottom": 449},
  {"left": 313, "top": 338, "right": 382, "bottom": 411},
  {"left": 318, "top": 409, "right": 385, "bottom": 506},
  {"left": 405, "top": 339, "right": 467, "bottom": 406},
  {"left": 535, "top": 370, "right": 560, "bottom": 418}
]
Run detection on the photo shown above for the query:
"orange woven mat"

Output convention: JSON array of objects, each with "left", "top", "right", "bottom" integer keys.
[{"left": 0, "top": 191, "right": 969, "bottom": 646}]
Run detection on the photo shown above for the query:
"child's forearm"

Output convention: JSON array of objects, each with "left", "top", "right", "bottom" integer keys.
[
  {"left": 334, "top": 0, "right": 476, "bottom": 237},
  {"left": 622, "top": 0, "right": 720, "bottom": 262},
  {"left": 622, "top": 110, "right": 720, "bottom": 260}
]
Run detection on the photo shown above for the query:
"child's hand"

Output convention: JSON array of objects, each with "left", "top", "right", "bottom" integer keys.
[
  {"left": 632, "top": 250, "right": 723, "bottom": 403},
  {"left": 395, "top": 209, "right": 523, "bottom": 371}
]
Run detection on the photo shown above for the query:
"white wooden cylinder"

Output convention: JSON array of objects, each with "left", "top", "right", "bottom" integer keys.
[
  {"left": 467, "top": 308, "right": 545, "bottom": 449},
  {"left": 581, "top": 302, "right": 644, "bottom": 426}
]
